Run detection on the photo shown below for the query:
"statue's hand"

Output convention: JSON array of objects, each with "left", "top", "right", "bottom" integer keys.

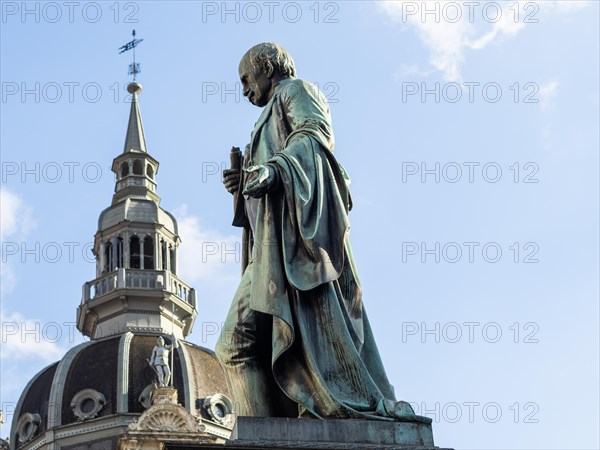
[
  {"left": 222, "top": 169, "right": 241, "bottom": 195},
  {"left": 243, "top": 165, "right": 277, "bottom": 198}
]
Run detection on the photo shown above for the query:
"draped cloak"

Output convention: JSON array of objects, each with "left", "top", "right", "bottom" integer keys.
[{"left": 232, "top": 78, "right": 398, "bottom": 419}]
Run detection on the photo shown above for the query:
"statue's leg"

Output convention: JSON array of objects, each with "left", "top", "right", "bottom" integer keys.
[
  {"left": 163, "top": 365, "right": 172, "bottom": 387},
  {"left": 156, "top": 367, "right": 164, "bottom": 387},
  {"left": 215, "top": 262, "right": 274, "bottom": 416}
]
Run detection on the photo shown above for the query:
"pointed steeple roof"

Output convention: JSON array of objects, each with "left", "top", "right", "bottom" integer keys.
[
  {"left": 110, "top": 81, "right": 160, "bottom": 206},
  {"left": 123, "top": 82, "right": 147, "bottom": 153},
  {"left": 78, "top": 77, "right": 198, "bottom": 341}
]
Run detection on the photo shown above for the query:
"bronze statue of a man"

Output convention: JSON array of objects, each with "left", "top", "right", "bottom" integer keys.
[{"left": 216, "top": 42, "right": 424, "bottom": 422}]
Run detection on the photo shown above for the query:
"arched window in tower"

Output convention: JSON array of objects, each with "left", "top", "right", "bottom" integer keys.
[
  {"left": 133, "top": 160, "right": 143, "bottom": 175},
  {"left": 103, "top": 242, "right": 112, "bottom": 273},
  {"left": 116, "top": 237, "right": 123, "bottom": 268},
  {"left": 161, "top": 240, "right": 167, "bottom": 270},
  {"left": 146, "top": 164, "right": 154, "bottom": 179},
  {"left": 170, "top": 246, "right": 176, "bottom": 274},
  {"left": 144, "top": 236, "right": 154, "bottom": 269},
  {"left": 120, "top": 162, "right": 129, "bottom": 178},
  {"left": 130, "top": 236, "right": 141, "bottom": 269}
]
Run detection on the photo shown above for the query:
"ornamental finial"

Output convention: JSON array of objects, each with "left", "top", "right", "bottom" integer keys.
[{"left": 118, "top": 29, "right": 144, "bottom": 82}]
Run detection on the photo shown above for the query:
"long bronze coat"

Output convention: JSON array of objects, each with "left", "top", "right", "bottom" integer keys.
[{"left": 232, "top": 78, "right": 398, "bottom": 419}]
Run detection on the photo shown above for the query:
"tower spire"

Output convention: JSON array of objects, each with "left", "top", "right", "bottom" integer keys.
[
  {"left": 123, "top": 83, "right": 147, "bottom": 153},
  {"left": 111, "top": 31, "right": 157, "bottom": 205},
  {"left": 111, "top": 83, "right": 158, "bottom": 204},
  {"left": 76, "top": 31, "right": 197, "bottom": 341},
  {"left": 119, "top": 30, "right": 147, "bottom": 153}
]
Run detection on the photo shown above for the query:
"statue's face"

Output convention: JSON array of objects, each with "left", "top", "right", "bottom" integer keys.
[
  {"left": 239, "top": 56, "right": 272, "bottom": 107},
  {"left": 157, "top": 337, "right": 164, "bottom": 346}
]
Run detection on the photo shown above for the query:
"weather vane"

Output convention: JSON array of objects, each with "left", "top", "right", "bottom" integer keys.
[{"left": 118, "top": 29, "right": 143, "bottom": 81}]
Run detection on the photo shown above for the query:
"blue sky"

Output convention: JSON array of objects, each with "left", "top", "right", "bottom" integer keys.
[{"left": 1, "top": 1, "right": 598, "bottom": 448}]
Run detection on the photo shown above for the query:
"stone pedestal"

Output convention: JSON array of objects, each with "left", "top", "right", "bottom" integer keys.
[
  {"left": 163, "top": 417, "right": 452, "bottom": 450},
  {"left": 228, "top": 417, "right": 442, "bottom": 449},
  {"left": 152, "top": 386, "right": 178, "bottom": 405}
]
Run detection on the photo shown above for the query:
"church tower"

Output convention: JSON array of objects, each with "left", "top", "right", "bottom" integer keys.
[
  {"left": 9, "top": 67, "right": 234, "bottom": 450},
  {"left": 76, "top": 81, "right": 196, "bottom": 340}
]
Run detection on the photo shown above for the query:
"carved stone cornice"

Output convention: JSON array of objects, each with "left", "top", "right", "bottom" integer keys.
[
  {"left": 121, "top": 387, "right": 232, "bottom": 448},
  {"left": 128, "top": 402, "right": 205, "bottom": 434},
  {"left": 127, "top": 387, "right": 201, "bottom": 434}
]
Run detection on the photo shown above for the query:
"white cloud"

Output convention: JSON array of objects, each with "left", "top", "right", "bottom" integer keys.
[
  {"left": 0, "top": 188, "right": 34, "bottom": 296},
  {"left": 468, "top": 8, "right": 525, "bottom": 50},
  {"left": 0, "top": 189, "right": 66, "bottom": 363},
  {"left": 0, "top": 188, "right": 34, "bottom": 241},
  {"left": 538, "top": 79, "right": 559, "bottom": 111},
  {"left": 379, "top": 1, "right": 590, "bottom": 81},
  {"left": 0, "top": 308, "right": 66, "bottom": 362},
  {"left": 174, "top": 205, "right": 241, "bottom": 287},
  {"left": 0, "top": 264, "right": 16, "bottom": 297},
  {"left": 380, "top": 1, "right": 474, "bottom": 81}
]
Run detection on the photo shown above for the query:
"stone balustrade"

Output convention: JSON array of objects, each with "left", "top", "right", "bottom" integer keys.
[{"left": 82, "top": 268, "right": 195, "bottom": 307}]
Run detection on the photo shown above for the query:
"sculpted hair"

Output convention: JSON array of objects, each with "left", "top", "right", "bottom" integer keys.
[{"left": 248, "top": 42, "right": 296, "bottom": 78}]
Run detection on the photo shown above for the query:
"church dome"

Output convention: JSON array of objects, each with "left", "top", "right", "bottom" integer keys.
[{"left": 10, "top": 333, "right": 231, "bottom": 449}]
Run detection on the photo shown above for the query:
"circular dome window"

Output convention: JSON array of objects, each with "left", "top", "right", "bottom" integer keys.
[
  {"left": 70, "top": 389, "right": 106, "bottom": 421},
  {"left": 202, "top": 393, "right": 234, "bottom": 427},
  {"left": 16, "top": 412, "right": 41, "bottom": 444}
]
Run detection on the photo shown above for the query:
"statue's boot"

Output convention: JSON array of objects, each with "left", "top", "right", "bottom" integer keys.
[{"left": 377, "top": 399, "right": 433, "bottom": 424}]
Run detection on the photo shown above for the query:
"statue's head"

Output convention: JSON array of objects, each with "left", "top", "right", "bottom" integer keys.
[
  {"left": 239, "top": 42, "right": 296, "bottom": 107},
  {"left": 157, "top": 336, "right": 164, "bottom": 346}
]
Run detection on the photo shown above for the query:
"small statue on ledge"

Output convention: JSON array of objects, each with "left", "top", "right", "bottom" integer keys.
[{"left": 149, "top": 335, "right": 178, "bottom": 387}]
